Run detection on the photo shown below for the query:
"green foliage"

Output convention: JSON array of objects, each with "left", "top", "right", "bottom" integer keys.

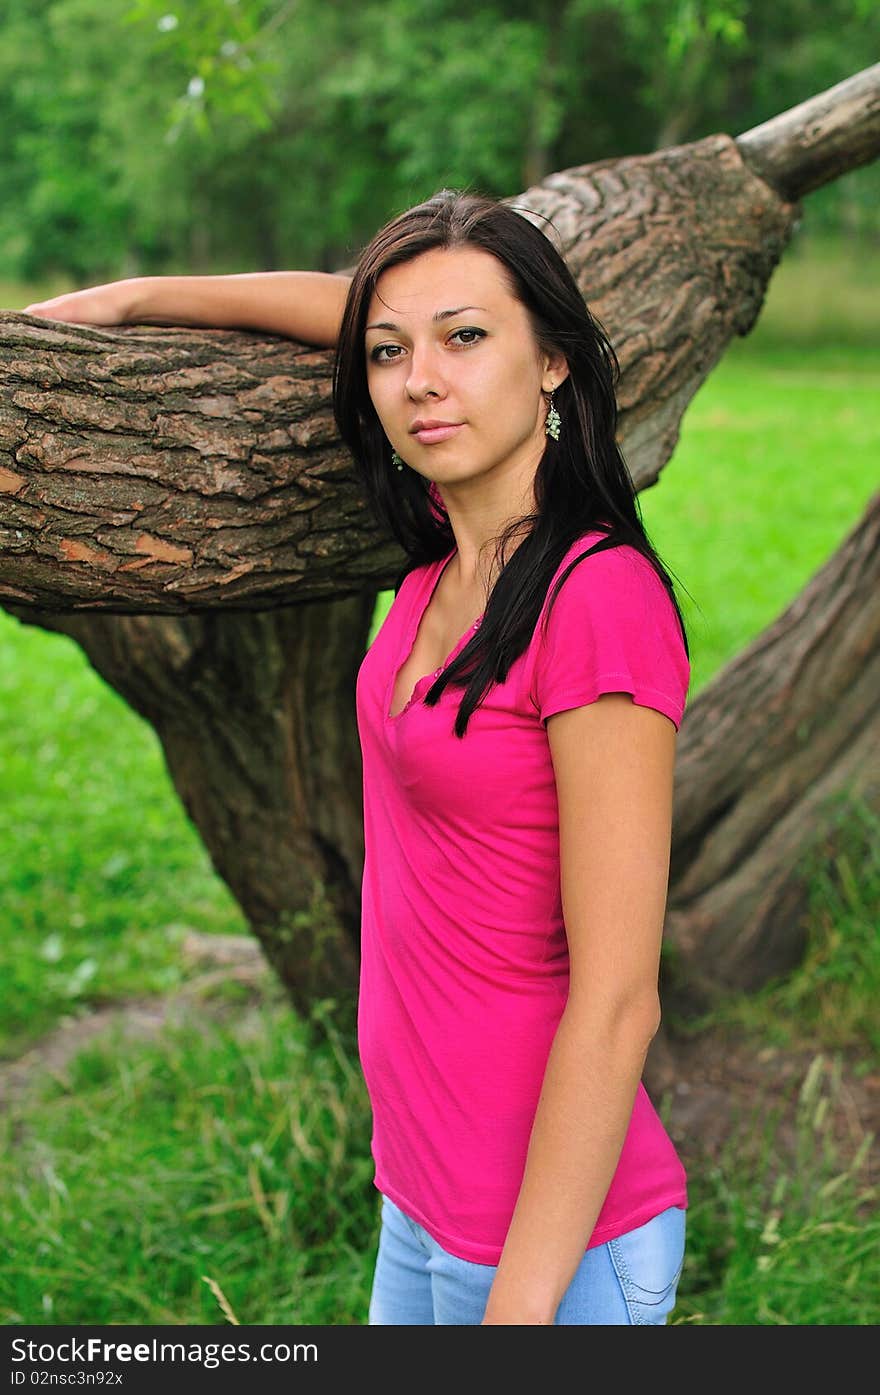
[
  {"left": 0, "top": 0, "right": 876, "bottom": 282},
  {"left": 125, "top": 0, "right": 283, "bottom": 136}
]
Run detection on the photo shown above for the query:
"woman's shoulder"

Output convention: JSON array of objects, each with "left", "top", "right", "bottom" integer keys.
[
  {"left": 539, "top": 526, "right": 685, "bottom": 654},
  {"left": 530, "top": 529, "right": 690, "bottom": 727},
  {"left": 549, "top": 527, "right": 662, "bottom": 598}
]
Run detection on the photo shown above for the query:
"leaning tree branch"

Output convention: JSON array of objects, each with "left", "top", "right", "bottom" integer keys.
[
  {"left": 1, "top": 131, "right": 797, "bottom": 611},
  {"left": 736, "top": 62, "right": 880, "bottom": 201}
]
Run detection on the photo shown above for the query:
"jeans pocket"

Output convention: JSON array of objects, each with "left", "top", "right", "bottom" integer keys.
[{"left": 607, "top": 1206, "right": 686, "bottom": 1325}]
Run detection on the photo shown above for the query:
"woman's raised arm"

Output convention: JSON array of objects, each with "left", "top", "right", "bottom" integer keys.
[{"left": 22, "top": 270, "right": 351, "bottom": 348}]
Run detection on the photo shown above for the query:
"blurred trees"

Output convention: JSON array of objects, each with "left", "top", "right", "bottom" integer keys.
[{"left": 1, "top": 0, "right": 877, "bottom": 284}]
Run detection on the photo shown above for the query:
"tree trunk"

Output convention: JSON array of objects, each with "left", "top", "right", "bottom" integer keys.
[
  {"left": 1, "top": 67, "right": 878, "bottom": 1011},
  {"left": 665, "top": 491, "right": 880, "bottom": 1010},
  {"left": 23, "top": 599, "right": 370, "bottom": 1020}
]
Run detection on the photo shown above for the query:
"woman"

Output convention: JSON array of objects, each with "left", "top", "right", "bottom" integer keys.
[{"left": 25, "top": 189, "right": 692, "bottom": 1326}]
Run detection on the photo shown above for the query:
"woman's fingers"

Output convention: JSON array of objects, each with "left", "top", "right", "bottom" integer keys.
[{"left": 21, "top": 285, "right": 127, "bottom": 325}]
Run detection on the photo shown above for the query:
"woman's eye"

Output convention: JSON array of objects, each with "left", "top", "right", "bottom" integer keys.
[
  {"left": 369, "top": 343, "right": 405, "bottom": 364},
  {"left": 449, "top": 327, "right": 485, "bottom": 346},
  {"left": 368, "top": 328, "right": 485, "bottom": 363}
]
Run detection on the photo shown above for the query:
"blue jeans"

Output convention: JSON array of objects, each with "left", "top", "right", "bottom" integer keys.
[{"left": 368, "top": 1194, "right": 686, "bottom": 1325}]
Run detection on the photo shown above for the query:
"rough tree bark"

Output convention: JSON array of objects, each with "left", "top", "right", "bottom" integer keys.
[{"left": 1, "top": 66, "right": 878, "bottom": 1016}]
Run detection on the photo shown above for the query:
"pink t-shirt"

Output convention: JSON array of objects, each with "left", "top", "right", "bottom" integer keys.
[{"left": 355, "top": 529, "right": 690, "bottom": 1264}]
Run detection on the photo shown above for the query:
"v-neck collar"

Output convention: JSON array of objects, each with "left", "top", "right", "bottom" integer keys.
[{"left": 385, "top": 550, "right": 484, "bottom": 723}]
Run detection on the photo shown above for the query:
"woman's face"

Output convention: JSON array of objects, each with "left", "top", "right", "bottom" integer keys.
[{"left": 365, "top": 245, "right": 567, "bottom": 495}]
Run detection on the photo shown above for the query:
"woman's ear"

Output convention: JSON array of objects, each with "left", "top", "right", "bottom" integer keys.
[{"left": 541, "top": 351, "right": 570, "bottom": 393}]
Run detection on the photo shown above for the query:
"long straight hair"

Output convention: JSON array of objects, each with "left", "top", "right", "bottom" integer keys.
[{"left": 333, "top": 189, "right": 691, "bottom": 737}]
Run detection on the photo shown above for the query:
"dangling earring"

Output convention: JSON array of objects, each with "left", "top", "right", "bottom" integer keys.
[
  {"left": 545, "top": 390, "right": 562, "bottom": 442},
  {"left": 391, "top": 450, "right": 405, "bottom": 471}
]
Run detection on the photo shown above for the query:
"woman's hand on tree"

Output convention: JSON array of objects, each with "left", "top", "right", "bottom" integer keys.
[{"left": 22, "top": 281, "right": 134, "bottom": 326}]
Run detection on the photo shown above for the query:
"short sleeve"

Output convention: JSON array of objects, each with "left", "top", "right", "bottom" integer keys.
[{"left": 531, "top": 544, "right": 690, "bottom": 731}]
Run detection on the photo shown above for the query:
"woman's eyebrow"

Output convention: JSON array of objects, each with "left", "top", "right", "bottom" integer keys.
[
  {"left": 433, "top": 304, "right": 488, "bottom": 322},
  {"left": 365, "top": 305, "right": 488, "bottom": 332}
]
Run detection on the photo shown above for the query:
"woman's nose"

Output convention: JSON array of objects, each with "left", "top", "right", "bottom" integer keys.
[{"left": 405, "top": 345, "right": 445, "bottom": 400}]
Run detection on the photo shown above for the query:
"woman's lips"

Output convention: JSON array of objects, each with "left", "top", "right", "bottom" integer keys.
[{"left": 413, "top": 423, "right": 463, "bottom": 445}]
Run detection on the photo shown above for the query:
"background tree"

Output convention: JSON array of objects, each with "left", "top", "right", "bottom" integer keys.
[{"left": 1, "top": 1, "right": 876, "bottom": 286}]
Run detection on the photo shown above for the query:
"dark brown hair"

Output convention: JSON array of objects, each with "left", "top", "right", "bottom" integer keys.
[{"left": 333, "top": 188, "right": 690, "bottom": 737}]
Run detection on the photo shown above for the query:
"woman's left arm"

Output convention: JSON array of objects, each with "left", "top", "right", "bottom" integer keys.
[{"left": 481, "top": 691, "right": 678, "bottom": 1325}]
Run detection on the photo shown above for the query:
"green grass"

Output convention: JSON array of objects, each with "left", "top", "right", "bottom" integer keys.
[
  {"left": 640, "top": 337, "right": 880, "bottom": 697},
  {"left": 638, "top": 233, "right": 879, "bottom": 694},
  {"left": 1, "top": 998, "right": 378, "bottom": 1325},
  {"left": 675, "top": 1049, "right": 877, "bottom": 1325},
  {"left": 0, "top": 618, "right": 248, "bottom": 1058},
  {"left": 672, "top": 795, "right": 880, "bottom": 1056},
  {"left": 729, "top": 231, "right": 880, "bottom": 350},
  {"left": 1, "top": 233, "right": 878, "bottom": 1325},
  {"left": 1, "top": 985, "right": 875, "bottom": 1325}
]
